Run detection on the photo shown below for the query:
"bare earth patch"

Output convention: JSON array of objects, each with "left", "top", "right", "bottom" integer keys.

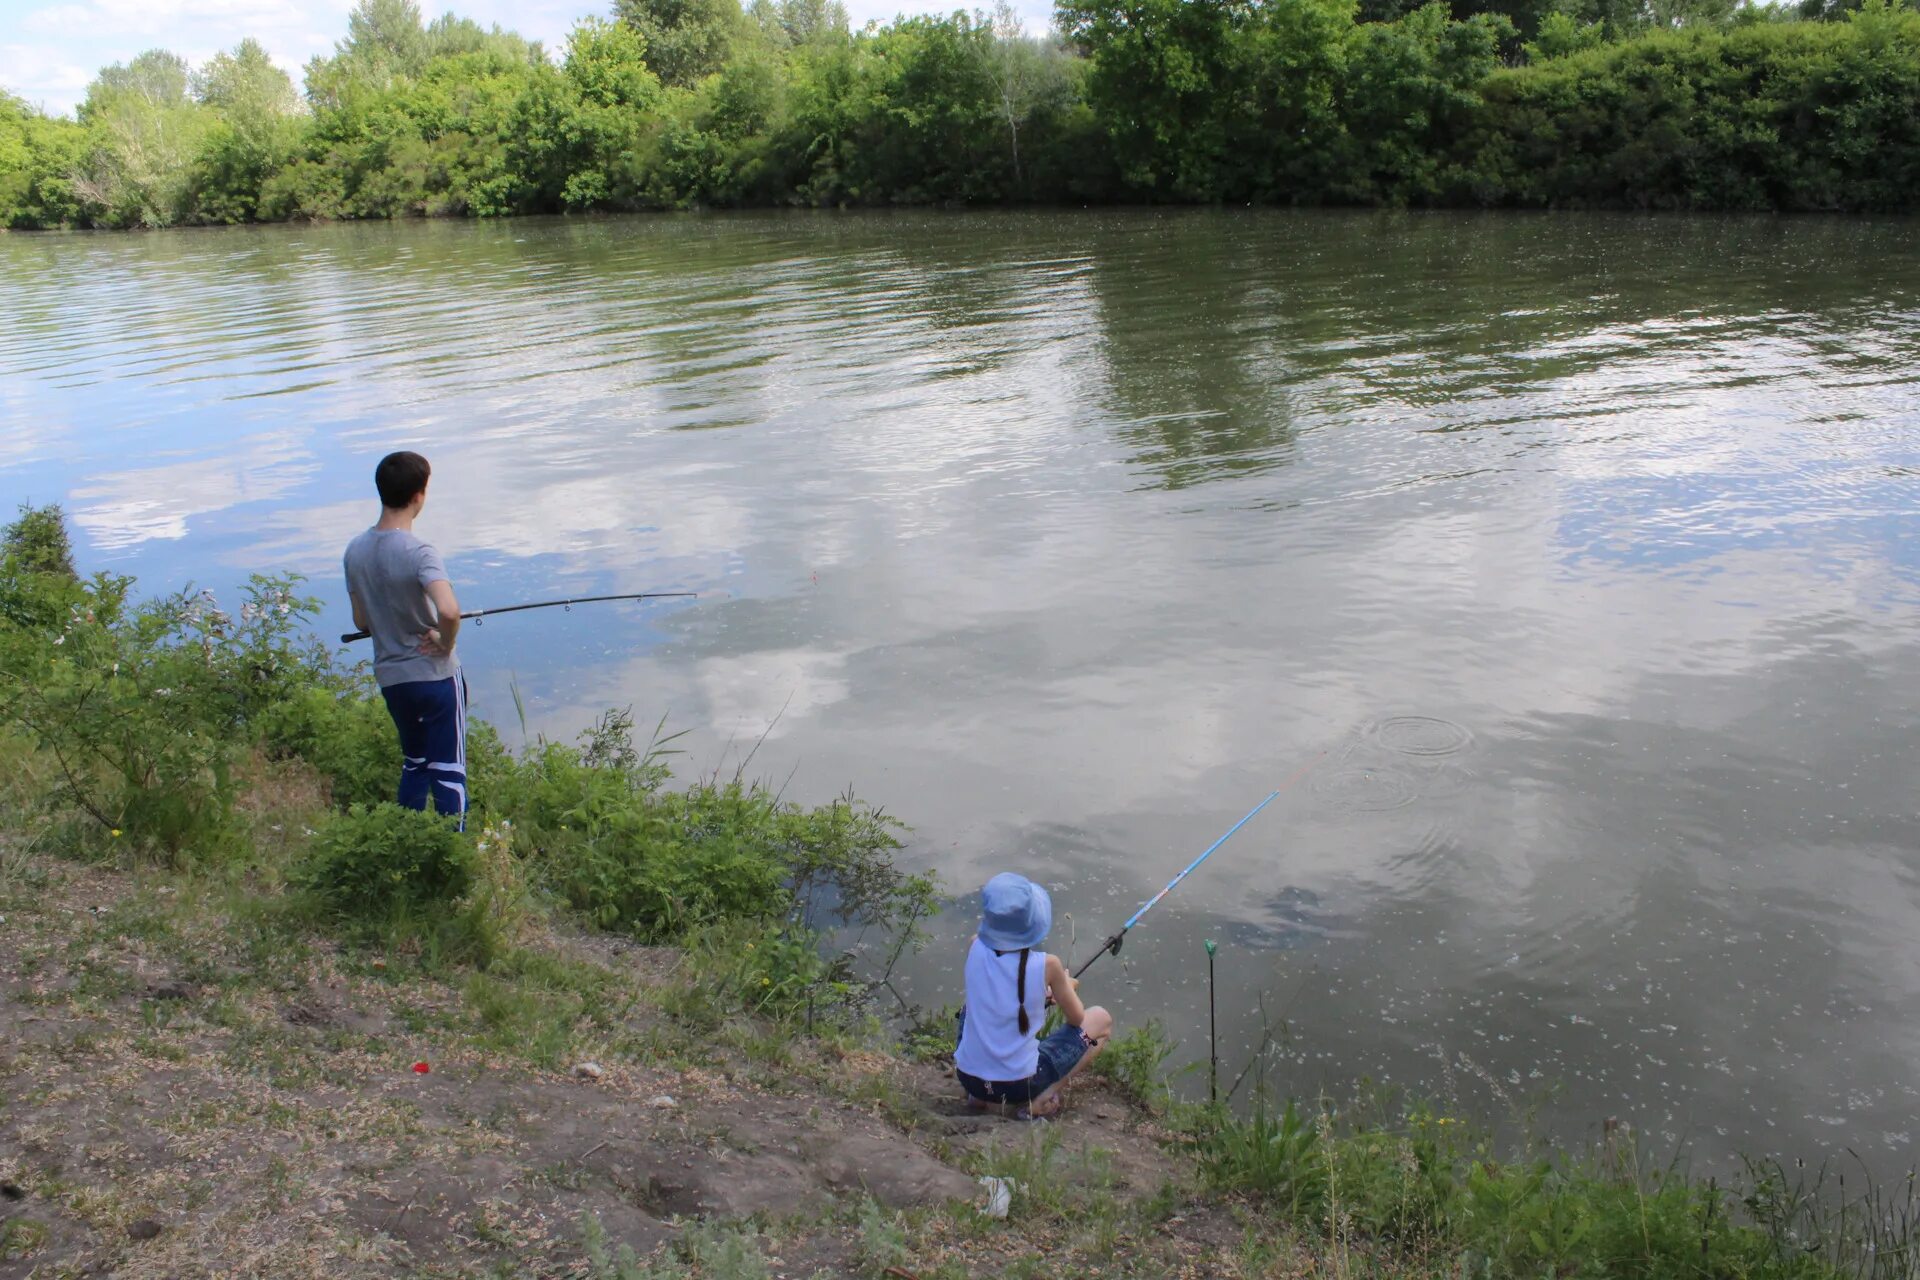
[{"left": 0, "top": 854, "right": 1283, "bottom": 1280}]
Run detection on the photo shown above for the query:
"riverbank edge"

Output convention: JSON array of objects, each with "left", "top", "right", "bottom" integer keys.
[
  {"left": 0, "top": 505, "right": 1899, "bottom": 1278},
  {"left": 2, "top": 756, "right": 1906, "bottom": 1280}
]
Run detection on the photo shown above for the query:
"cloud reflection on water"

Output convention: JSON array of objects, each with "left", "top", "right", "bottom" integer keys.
[{"left": 3, "top": 210, "right": 1919, "bottom": 1174}]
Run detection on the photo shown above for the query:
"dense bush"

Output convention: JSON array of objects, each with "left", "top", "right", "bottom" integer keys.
[
  {"left": 5, "top": 0, "right": 1919, "bottom": 225},
  {"left": 294, "top": 801, "right": 477, "bottom": 919},
  {"left": 1459, "top": 2, "right": 1920, "bottom": 210},
  {"left": 0, "top": 509, "right": 333, "bottom": 857},
  {"left": 479, "top": 709, "right": 931, "bottom": 944},
  {"left": 1, "top": 504, "right": 77, "bottom": 582},
  {"left": 257, "top": 682, "right": 402, "bottom": 808}
]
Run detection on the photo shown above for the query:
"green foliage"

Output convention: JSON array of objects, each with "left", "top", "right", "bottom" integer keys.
[
  {"left": 73, "top": 49, "right": 215, "bottom": 227},
  {"left": 0, "top": 565, "right": 240, "bottom": 857},
  {"left": 472, "top": 703, "right": 930, "bottom": 946},
  {"left": 0, "top": 508, "right": 357, "bottom": 858},
  {"left": 1089, "top": 1019, "right": 1178, "bottom": 1112},
  {"left": 191, "top": 39, "right": 303, "bottom": 222},
  {"left": 580, "top": 1215, "right": 772, "bottom": 1280},
  {"left": 0, "top": 96, "right": 85, "bottom": 228},
  {"left": 0, "top": 515, "right": 937, "bottom": 1043},
  {"left": 7, "top": 0, "right": 1918, "bottom": 221},
  {"left": 617, "top": 0, "right": 751, "bottom": 88},
  {"left": 295, "top": 802, "right": 474, "bottom": 920},
  {"left": 541, "top": 785, "right": 790, "bottom": 938},
  {"left": 1196, "top": 1096, "right": 1330, "bottom": 1211},
  {"left": 899, "top": 1001, "right": 960, "bottom": 1063},
  {"left": 1187, "top": 1092, "right": 1851, "bottom": 1278},
  {"left": 1462, "top": 2, "right": 1920, "bottom": 211},
  {"left": 665, "top": 917, "right": 849, "bottom": 1026},
  {"left": 257, "top": 682, "right": 400, "bottom": 808},
  {"left": 853, "top": 1198, "right": 911, "bottom": 1274},
  {"left": 2, "top": 504, "right": 77, "bottom": 585},
  {"left": 531, "top": 775, "right": 879, "bottom": 941}
]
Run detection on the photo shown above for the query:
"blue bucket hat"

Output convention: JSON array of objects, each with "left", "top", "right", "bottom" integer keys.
[{"left": 978, "top": 873, "right": 1052, "bottom": 951}]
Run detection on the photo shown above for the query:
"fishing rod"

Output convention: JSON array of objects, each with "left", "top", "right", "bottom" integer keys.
[
  {"left": 339, "top": 591, "right": 696, "bottom": 644},
  {"left": 1070, "top": 745, "right": 1332, "bottom": 980},
  {"left": 1073, "top": 790, "right": 1281, "bottom": 980}
]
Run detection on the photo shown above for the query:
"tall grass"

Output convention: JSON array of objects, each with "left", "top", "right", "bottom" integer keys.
[{"left": 1187, "top": 1087, "right": 1915, "bottom": 1280}]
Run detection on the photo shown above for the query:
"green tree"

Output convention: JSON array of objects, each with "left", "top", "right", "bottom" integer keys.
[
  {"left": 969, "top": 1, "right": 1072, "bottom": 190},
  {"left": 74, "top": 49, "right": 211, "bottom": 226},
  {"left": 1238, "top": 0, "right": 1354, "bottom": 198},
  {"left": 342, "top": 0, "right": 431, "bottom": 79},
  {"left": 1335, "top": 4, "right": 1511, "bottom": 202},
  {"left": 508, "top": 16, "right": 663, "bottom": 210},
  {"left": 617, "top": 0, "right": 751, "bottom": 86},
  {"left": 88, "top": 49, "right": 192, "bottom": 106},
  {"left": 193, "top": 38, "right": 299, "bottom": 115},
  {"left": 0, "top": 94, "right": 85, "bottom": 227},
  {"left": 424, "top": 13, "right": 546, "bottom": 62},
  {"left": 190, "top": 40, "right": 303, "bottom": 223},
  {"left": 1056, "top": 0, "right": 1252, "bottom": 196},
  {"left": 748, "top": 0, "right": 852, "bottom": 48}
]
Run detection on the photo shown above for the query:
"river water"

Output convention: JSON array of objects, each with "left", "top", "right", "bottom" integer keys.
[{"left": 4, "top": 211, "right": 1918, "bottom": 1171}]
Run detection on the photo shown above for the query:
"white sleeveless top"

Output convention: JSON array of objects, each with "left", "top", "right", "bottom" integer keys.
[{"left": 955, "top": 937, "right": 1048, "bottom": 1082}]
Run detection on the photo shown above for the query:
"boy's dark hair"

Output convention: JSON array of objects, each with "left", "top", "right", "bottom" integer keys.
[{"left": 375, "top": 452, "right": 431, "bottom": 510}]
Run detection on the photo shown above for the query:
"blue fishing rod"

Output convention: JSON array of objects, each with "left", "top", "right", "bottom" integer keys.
[{"left": 1072, "top": 790, "right": 1282, "bottom": 980}]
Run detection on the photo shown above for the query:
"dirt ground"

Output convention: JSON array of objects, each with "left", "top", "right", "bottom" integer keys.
[{"left": 0, "top": 856, "right": 1270, "bottom": 1280}]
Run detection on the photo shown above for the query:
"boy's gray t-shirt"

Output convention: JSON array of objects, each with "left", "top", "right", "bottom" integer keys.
[{"left": 343, "top": 528, "right": 460, "bottom": 688}]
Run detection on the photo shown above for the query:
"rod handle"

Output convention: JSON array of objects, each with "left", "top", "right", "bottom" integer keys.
[
  {"left": 341, "top": 630, "right": 370, "bottom": 643},
  {"left": 1072, "top": 931, "right": 1126, "bottom": 980}
]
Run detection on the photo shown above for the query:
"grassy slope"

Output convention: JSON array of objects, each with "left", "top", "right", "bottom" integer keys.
[{"left": 0, "top": 757, "right": 1316, "bottom": 1280}]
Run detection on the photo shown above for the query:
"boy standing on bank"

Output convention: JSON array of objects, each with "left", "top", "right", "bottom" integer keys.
[{"left": 344, "top": 451, "right": 468, "bottom": 826}]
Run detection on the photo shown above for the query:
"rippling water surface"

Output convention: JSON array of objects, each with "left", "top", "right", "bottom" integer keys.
[{"left": 4, "top": 211, "right": 1919, "bottom": 1169}]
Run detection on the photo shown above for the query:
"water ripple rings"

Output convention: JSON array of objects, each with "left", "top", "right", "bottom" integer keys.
[
  {"left": 1411, "top": 763, "right": 1476, "bottom": 799},
  {"left": 1372, "top": 715, "right": 1475, "bottom": 757}
]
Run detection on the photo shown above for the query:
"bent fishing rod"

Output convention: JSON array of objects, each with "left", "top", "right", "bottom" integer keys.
[{"left": 340, "top": 591, "right": 696, "bottom": 644}]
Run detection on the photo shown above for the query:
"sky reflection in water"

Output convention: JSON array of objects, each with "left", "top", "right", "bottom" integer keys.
[{"left": 3, "top": 210, "right": 1919, "bottom": 1171}]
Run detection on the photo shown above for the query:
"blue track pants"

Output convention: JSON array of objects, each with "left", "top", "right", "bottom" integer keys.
[{"left": 381, "top": 675, "right": 468, "bottom": 828}]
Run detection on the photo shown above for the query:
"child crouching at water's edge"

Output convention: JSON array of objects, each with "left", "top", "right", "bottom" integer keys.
[{"left": 954, "top": 873, "right": 1113, "bottom": 1120}]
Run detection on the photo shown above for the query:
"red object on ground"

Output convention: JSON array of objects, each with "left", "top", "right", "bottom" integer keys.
[{"left": 412, "top": 1061, "right": 430, "bottom": 1074}]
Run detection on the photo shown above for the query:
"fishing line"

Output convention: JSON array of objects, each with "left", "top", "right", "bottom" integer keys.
[{"left": 340, "top": 591, "right": 695, "bottom": 644}]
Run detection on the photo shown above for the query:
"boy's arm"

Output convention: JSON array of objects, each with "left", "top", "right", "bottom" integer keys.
[
  {"left": 415, "top": 542, "right": 460, "bottom": 658},
  {"left": 1045, "top": 954, "right": 1087, "bottom": 1027},
  {"left": 349, "top": 592, "right": 372, "bottom": 635},
  {"left": 421, "top": 579, "right": 460, "bottom": 656}
]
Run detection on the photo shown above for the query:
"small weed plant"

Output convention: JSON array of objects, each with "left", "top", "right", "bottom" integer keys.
[{"left": 1090, "top": 1019, "right": 1178, "bottom": 1112}]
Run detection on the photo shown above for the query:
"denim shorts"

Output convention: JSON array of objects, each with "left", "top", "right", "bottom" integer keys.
[{"left": 953, "top": 1008, "right": 1092, "bottom": 1106}]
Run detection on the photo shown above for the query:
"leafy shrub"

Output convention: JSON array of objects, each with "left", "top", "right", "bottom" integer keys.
[
  {"left": 257, "top": 681, "right": 399, "bottom": 808},
  {"left": 1, "top": 504, "right": 80, "bottom": 630},
  {"left": 0, "top": 566, "right": 237, "bottom": 857},
  {"left": 294, "top": 802, "right": 474, "bottom": 920},
  {"left": 900, "top": 1002, "right": 962, "bottom": 1063},
  {"left": 662, "top": 917, "right": 851, "bottom": 1028},
  {"left": 2, "top": 503, "right": 75, "bottom": 580},
  {"left": 536, "top": 779, "right": 925, "bottom": 943},
  {"left": 0, "top": 510, "right": 337, "bottom": 858},
  {"left": 1191, "top": 1094, "right": 1839, "bottom": 1278}
]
